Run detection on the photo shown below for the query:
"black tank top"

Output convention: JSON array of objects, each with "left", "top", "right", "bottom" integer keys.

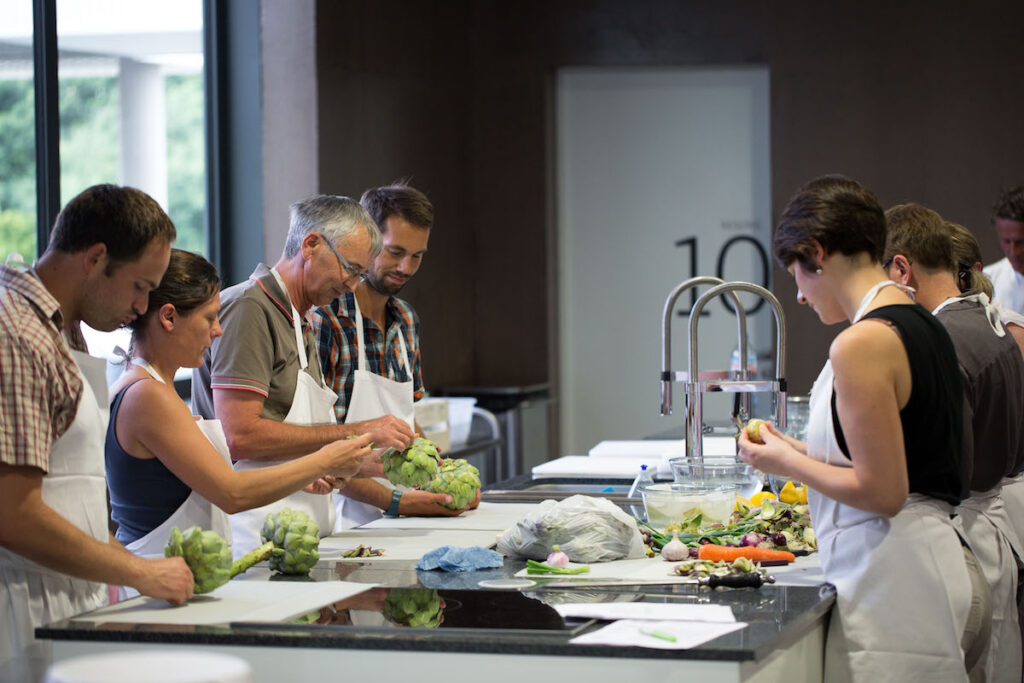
[
  {"left": 105, "top": 378, "right": 191, "bottom": 544},
  {"left": 831, "top": 304, "right": 965, "bottom": 505}
]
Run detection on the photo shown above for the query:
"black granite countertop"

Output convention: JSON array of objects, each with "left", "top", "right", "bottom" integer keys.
[{"left": 37, "top": 557, "right": 834, "bottom": 663}]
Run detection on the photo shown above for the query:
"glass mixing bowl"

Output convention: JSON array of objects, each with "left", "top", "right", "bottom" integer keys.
[{"left": 640, "top": 482, "right": 740, "bottom": 530}]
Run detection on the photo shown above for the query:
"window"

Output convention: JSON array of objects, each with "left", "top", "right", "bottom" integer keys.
[
  {"left": 0, "top": 1, "right": 37, "bottom": 261},
  {"left": 0, "top": 0, "right": 207, "bottom": 361}
]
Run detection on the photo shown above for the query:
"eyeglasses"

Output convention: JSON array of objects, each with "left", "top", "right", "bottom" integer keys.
[{"left": 317, "top": 232, "right": 365, "bottom": 282}]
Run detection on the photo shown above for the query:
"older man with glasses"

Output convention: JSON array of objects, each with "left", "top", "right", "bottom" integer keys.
[{"left": 193, "top": 195, "right": 452, "bottom": 554}]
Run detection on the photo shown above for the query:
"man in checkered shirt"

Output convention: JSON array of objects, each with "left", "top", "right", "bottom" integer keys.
[
  {"left": 312, "top": 183, "right": 478, "bottom": 525},
  {"left": 0, "top": 185, "right": 194, "bottom": 668}
]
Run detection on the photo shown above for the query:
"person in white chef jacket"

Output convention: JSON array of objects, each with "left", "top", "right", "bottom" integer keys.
[
  {"left": 192, "top": 195, "right": 447, "bottom": 557},
  {"left": 0, "top": 185, "right": 194, "bottom": 670},
  {"left": 738, "top": 175, "right": 986, "bottom": 683},
  {"left": 311, "top": 182, "right": 480, "bottom": 528},
  {"left": 105, "top": 249, "right": 374, "bottom": 574},
  {"left": 984, "top": 186, "right": 1024, "bottom": 316},
  {"left": 884, "top": 204, "right": 1024, "bottom": 683}
]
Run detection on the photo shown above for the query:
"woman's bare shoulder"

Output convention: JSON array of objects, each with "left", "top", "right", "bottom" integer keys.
[{"left": 829, "top": 317, "right": 904, "bottom": 375}]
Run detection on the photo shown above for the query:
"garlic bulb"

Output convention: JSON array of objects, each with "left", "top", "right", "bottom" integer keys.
[{"left": 661, "top": 530, "right": 688, "bottom": 562}]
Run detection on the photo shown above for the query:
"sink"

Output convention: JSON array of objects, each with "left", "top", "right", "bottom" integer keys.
[
  {"left": 481, "top": 475, "right": 662, "bottom": 506},
  {"left": 521, "top": 483, "right": 632, "bottom": 493}
]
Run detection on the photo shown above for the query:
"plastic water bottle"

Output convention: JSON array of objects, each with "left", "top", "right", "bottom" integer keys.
[{"left": 628, "top": 464, "right": 655, "bottom": 498}]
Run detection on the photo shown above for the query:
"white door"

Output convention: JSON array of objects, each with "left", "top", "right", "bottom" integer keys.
[{"left": 557, "top": 66, "right": 772, "bottom": 456}]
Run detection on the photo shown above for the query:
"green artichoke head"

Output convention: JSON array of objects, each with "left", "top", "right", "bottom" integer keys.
[
  {"left": 381, "top": 437, "right": 442, "bottom": 488},
  {"left": 424, "top": 458, "right": 481, "bottom": 509},
  {"left": 164, "top": 525, "right": 232, "bottom": 594},
  {"left": 382, "top": 589, "right": 444, "bottom": 627},
  {"left": 260, "top": 508, "right": 321, "bottom": 574}
]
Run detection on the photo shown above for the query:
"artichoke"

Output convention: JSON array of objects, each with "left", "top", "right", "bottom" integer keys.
[
  {"left": 424, "top": 458, "right": 481, "bottom": 510},
  {"left": 261, "top": 508, "right": 321, "bottom": 574},
  {"left": 381, "top": 437, "right": 442, "bottom": 488},
  {"left": 382, "top": 589, "right": 444, "bottom": 627},
  {"left": 164, "top": 526, "right": 232, "bottom": 593},
  {"left": 165, "top": 526, "right": 274, "bottom": 594}
]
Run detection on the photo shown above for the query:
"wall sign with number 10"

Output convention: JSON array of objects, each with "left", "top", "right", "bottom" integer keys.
[{"left": 673, "top": 235, "right": 771, "bottom": 317}]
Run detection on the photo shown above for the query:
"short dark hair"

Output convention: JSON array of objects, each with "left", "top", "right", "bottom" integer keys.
[
  {"left": 129, "top": 248, "right": 220, "bottom": 350},
  {"left": 883, "top": 203, "right": 956, "bottom": 273},
  {"left": 773, "top": 175, "right": 886, "bottom": 271},
  {"left": 360, "top": 181, "right": 433, "bottom": 233},
  {"left": 992, "top": 186, "right": 1024, "bottom": 224},
  {"left": 47, "top": 184, "right": 176, "bottom": 265}
]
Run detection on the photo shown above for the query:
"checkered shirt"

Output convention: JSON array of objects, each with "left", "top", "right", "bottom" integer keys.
[
  {"left": 0, "top": 264, "right": 84, "bottom": 471},
  {"left": 310, "top": 291, "right": 424, "bottom": 423}
]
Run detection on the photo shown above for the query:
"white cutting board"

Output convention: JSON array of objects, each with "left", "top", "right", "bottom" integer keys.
[
  {"left": 320, "top": 529, "right": 500, "bottom": 560},
  {"left": 514, "top": 553, "right": 825, "bottom": 586},
  {"left": 356, "top": 502, "right": 537, "bottom": 531},
  {"left": 72, "top": 580, "right": 375, "bottom": 625},
  {"left": 514, "top": 557, "right": 687, "bottom": 582},
  {"left": 532, "top": 456, "right": 643, "bottom": 479},
  {"left": 588, "top": 438, "right": 737, "bottom": 459}
]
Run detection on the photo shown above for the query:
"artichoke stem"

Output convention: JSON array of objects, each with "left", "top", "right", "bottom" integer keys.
[{"left": 231, "top": 541, "right": 275, "bottom": 577}]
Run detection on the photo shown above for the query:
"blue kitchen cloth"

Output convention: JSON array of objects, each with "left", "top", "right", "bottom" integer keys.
[{"left": 416, "top": 545, "right": 504, "bottom": 572}]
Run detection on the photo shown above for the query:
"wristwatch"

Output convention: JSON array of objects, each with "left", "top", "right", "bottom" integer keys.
[{"left": 384, "top": 489, "right": 403, "bottom": 517}]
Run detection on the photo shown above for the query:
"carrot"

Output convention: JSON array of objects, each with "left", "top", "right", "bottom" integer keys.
[{"left": 698, "top": 544, "right": 796, "bottom": 564}]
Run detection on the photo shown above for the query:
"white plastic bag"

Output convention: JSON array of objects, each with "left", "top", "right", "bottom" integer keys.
[{"left": 496, "top": 495, "right": 646, "bottom": 563}]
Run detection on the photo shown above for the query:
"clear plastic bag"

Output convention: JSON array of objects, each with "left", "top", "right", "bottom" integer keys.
[{"left": 496, "top": 495, "right": 646, "bottom": 563}]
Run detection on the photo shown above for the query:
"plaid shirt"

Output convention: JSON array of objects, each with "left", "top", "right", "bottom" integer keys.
[
  {"left": 0, "top": 264, "right": 84, "bottom": 471},
  {"left": 310, "top": 291, "right": 424, "bottom": 423}
]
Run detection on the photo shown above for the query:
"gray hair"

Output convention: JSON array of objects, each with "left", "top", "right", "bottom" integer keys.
[{"left": 282, "top": 194, "right": 382, "bottom": 258}]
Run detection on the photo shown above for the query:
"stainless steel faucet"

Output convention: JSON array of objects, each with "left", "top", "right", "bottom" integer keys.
[
  {"left": 660, "top": 279, "right": 788, "bottom": 463},
  {"left": 659, "top": 276, "right": 747, "bottom": 416}
]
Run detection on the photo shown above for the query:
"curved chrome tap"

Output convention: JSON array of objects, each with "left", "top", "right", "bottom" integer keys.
[
  {"left": 659, "top": 276, "right": 748, "bottom": 416},
  {"left": 684, "top": 281, "right": 788, "bottom": 462}
]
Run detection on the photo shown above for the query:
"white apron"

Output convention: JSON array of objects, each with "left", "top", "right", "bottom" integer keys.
[
  {"left": 934, "top": 294, "right": 1023, "bottom": 683},
  {"left": 228, "top": 269, "right": 339, "bottom": 560},
  {"left": 807, "top": 281, "right": 972, "bottom": 683},
  {"left": 336, "top": 295, "right": 416, "bottom": 530},
  {"left": 115, "top": 360, "right": 234, "bottom": 599},
  {"left": 0, "top": 349, "right": 110, "bottom": 665}
]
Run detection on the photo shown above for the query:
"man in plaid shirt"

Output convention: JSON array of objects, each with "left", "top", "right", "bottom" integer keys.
[
  {"left": 0, "top": 185, "right": 194, "bottom": 667},
  {"left": 312, "top": 183, "right": 478, "bottom": 525},
  {"left": 311, "top": 183, "right": 431, "bottom": 424}
]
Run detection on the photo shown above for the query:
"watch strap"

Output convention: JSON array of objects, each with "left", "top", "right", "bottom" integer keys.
[{"left": 384, "top": 488, "right": 403, "bottom": 517}]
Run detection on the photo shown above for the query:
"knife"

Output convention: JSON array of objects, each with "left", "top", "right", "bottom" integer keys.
[{"left": 536, "top": 573, "right": 774, "bottom": 590}]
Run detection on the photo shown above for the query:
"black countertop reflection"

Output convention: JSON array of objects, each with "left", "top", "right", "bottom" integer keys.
[{"left": 37, "top": 558, "right": 834, "bottom": 662}]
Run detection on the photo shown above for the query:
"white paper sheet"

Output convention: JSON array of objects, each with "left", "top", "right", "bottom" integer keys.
[
  {"left": 72, "top": 580, "right": 376, "bottom": 625},
  {"left": 555, "top": 602, "right": 735, "bottom": 623},
  {"left": 319, "top": 529, "right": 500, "bottom": 560},
  {"left": 356, "top": 502, "right": 538, "bottom": 531},
  {"left": 570, "top": 619, "right": 747, "bottom": 649}
]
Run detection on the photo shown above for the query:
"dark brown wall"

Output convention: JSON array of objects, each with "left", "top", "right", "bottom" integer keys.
[{"left": 315, "top": 0, "right": 1024, "bottom": 397}]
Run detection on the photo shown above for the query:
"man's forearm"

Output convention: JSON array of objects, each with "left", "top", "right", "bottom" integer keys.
[
  {"left": 225, "top": 417, "right": 362, "bottom": 462},
  {"left": 2, "top": 498, "right": 145, "bottom": 587},
  {"left": 336, "top": 478, "right": 391, "bottom": 510}
]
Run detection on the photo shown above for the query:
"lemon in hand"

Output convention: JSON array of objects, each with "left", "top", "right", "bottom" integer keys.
[{"left": 745, "top": 419, "right": 768, "bottom": 444}]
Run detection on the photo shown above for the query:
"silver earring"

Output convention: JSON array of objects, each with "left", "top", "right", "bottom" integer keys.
[{"left": 815, "top": 268, "right": 822, "bottom": 275}]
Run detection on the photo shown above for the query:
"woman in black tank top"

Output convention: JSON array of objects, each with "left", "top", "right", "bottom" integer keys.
[{"left": 735, "top": 175, "right": 974, "bottom": 682}]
